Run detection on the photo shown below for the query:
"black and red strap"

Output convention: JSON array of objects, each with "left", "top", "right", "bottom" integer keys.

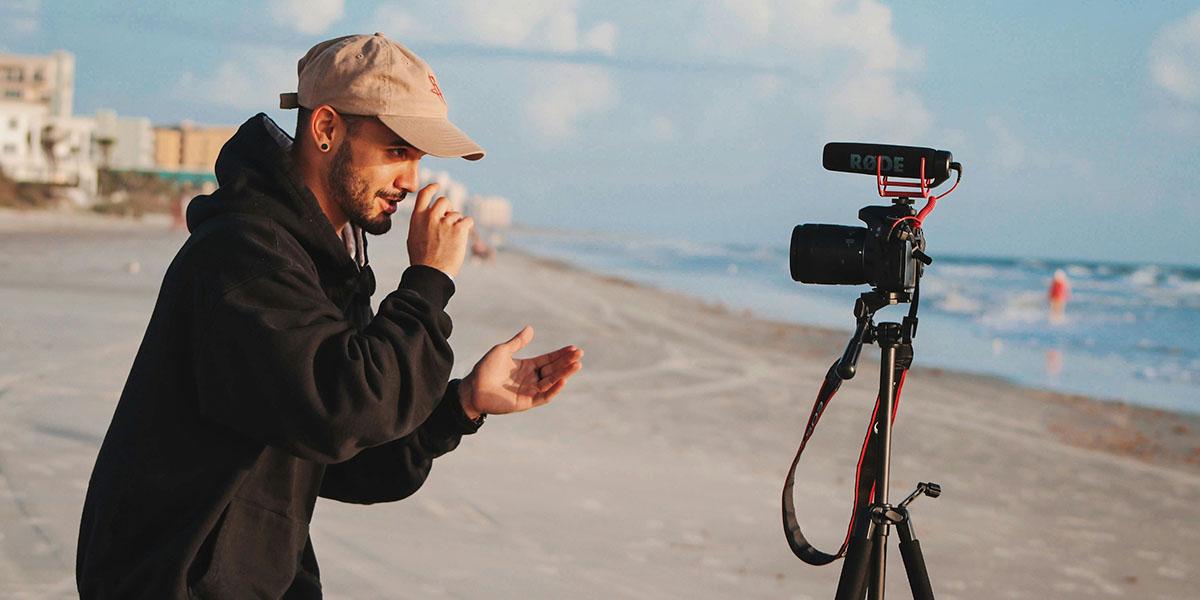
[{"left": 782, "top": 360, "right": 908, "bottom": 565}]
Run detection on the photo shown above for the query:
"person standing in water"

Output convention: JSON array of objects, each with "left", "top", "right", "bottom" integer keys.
[{"left": 1049, "top": 268, "right": 1071, "bottom": 323}]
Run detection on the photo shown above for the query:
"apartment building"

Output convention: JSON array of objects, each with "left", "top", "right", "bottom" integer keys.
[
  {"left": 0, "top": 50, "right": 74, "bottom": 118},
  {"left": 153, "top": 121, "right": 236, "bottom": 173}
]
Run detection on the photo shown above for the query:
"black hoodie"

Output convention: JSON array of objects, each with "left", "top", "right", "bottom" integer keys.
[{"left": 77, "top": 114, "right": 479, "bottom": 599}]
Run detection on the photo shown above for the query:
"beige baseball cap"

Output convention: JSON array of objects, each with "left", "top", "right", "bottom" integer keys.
[{"left": 280, "top": 33, "right": 484, "bottom": 161}]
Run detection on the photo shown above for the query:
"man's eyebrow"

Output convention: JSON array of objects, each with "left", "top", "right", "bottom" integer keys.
[{"left": 387, "top": 137, "right": 414, "bottom": 148}]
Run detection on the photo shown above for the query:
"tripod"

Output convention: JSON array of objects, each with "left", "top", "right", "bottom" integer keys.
[{"left": 833, "top": 290, "right": 939, "bottom": 600}]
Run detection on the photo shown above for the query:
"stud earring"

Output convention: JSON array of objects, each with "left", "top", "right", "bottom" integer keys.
[{"left": 320, "top": 143, "right": 329, "bottom": 151}]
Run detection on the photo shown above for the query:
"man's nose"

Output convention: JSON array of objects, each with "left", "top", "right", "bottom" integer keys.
[{"left": 395, "top": 160, "right": 420, "bottom": 193}]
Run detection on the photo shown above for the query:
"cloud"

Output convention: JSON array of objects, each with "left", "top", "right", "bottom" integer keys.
[
  {"left": 268, "top": 0, "right": 345, "bottom": 36},
  {"left": 175, "top": 46, "right": 300, "bottom": 111},
  {"left": 650, "top": 116, "right": 676, "bottom": 142},
  {"left": 581, "top": 22, "right": 618, "bottom": 56},
  {"left": 984, "top": 115, "right": 1092, "bottom": 178},
  {"left": 371, "top": 4, "right": 418, "bottom": 37},
  {"left": 370, "top": 1, "right": 618, "bottom": 56},
  {"left": 368, "top": 2, "right": 621, "bottom": 142},
  {"left": 1147, "top": 9, "right": 1200, "bottom": 134},
  {"left": 824, "top": 73, "right": 931, "bottom": 142},
  {"left": 691, "top": 0, "right": 923, "bottom": 71},
  {"left": 1150, "top": 9, "right": 1200, "bottom": 102},
  {"left": 523, "top": 65, "right": 616, "bottom": 141},
  {"left": 0, "top": 0, "right": 40, "bottom": 44},
  {"left": 689, "top": 0, "right": 930, "bottom": 142},
  {"left": 361, "top": 1, "right": 922, "bottom": 144}
]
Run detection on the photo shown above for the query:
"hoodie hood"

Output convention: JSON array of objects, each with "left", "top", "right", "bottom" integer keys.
[
  {"left": 186, "top": 113, "right": 360, "bottom": 279},
  {"left": 185, "top": 114, "right": 375, "bottom": 321}
]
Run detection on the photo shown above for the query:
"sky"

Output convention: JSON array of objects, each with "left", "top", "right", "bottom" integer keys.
[{"left": 2, "top": 0, "right": 1198, "bottom": 266}]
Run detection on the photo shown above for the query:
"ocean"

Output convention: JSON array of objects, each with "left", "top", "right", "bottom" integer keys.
[{"left": 505, "top": 227, "right": 1200, "bottom": 414}]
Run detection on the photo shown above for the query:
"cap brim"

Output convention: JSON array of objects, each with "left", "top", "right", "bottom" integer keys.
[{"left": 377, "top": 115, "right": 485, "bottom": 161}]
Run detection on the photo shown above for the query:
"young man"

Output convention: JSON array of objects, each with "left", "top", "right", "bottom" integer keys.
[{"left": 77, "top": 34, "right": 583, "bottom": 598}]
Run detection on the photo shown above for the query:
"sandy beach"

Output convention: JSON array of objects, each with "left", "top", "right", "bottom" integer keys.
[{"left": 1, "top": 209, "right": 1198, "bottom": 599}]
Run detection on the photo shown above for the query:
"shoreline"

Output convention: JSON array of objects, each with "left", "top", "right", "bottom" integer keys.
[
  {"left": 506, "top": 223, "right": 1200, "bottom": 276},
  {"left": 4, "top": 207, "right": 1197, "bottom": 472},
  {"left": 6, "top": 207, "right": 1198, "bottom": 472},
  {"left": 505, "top": 223, "right": 1200, "bottom": 415},
  {"left": 509, "top": 246, "right": 1200, "bottom": 474}
]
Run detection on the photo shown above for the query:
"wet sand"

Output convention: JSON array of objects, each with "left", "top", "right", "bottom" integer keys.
[{"left": 1, "top": 209, "right": 1197, "bottom": 599}]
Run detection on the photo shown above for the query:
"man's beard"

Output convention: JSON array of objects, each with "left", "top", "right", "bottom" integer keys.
[{"left": 327, "top": 141, "right": 392, "bottom": 235}]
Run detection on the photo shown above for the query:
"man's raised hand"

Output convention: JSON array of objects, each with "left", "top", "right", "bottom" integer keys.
[
  {"left": 407, "top": 183, "right": 473, "bottom": 279},
  {"left": 460, "top": 326, "right": 584, "bottom": 419}
]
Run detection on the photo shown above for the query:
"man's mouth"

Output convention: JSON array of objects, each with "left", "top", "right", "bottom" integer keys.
[{"left": 378, "top": 192, "right": 405, "bottom": 215}]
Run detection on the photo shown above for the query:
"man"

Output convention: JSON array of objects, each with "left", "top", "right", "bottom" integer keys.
[{"left": 77, "top": 33, "right": 583, "bottom": 598}]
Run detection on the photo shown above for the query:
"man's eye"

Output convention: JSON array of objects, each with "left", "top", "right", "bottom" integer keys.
[{"left": 389, "top": 147, "right": 411, "bottom": 157}]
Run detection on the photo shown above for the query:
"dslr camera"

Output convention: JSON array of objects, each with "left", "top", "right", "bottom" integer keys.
[{"left": 789, "top": 143, "right": 959, "bottom": 295}]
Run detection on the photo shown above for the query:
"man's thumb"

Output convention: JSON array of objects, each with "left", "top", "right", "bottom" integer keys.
[{"left": 502, "top": 325, "right": 534, "bottom": 352}]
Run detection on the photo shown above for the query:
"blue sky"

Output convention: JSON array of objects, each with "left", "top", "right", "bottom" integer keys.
[{"left": 3, "top": 1, "right": 1198, "bottom": 265}]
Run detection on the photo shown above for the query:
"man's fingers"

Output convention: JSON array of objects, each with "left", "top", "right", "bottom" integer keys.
[
  {"left": 537, "top": 356, "right": 581, "bottom": 383},
  {"left": 412, "top": 183, "right": 439, "bottom": 214},
  {"left": 429, "top": 196, "right": 452, "bottom": 219},
  {"left": 532, "top": 345, "right": 583, "bottom": 369},
  {"left": 536, "top": 360, "right": 581, "bottom": 392},
  {"left": 533, "top": 378, "right": 568, "bottom": 407},
  {"left": 531, "top": 348, "right": 583, "bottom": 387},
  {"left": 442, "top": 211, "right": 473, "bottom": 228},
  {"left": 501, "top": 325, "right": 534, "bottom": 353}
]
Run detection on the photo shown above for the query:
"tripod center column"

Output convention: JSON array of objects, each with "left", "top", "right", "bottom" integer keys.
[{"left": 875, "top": 322, "right": 904, "bottom": 508}]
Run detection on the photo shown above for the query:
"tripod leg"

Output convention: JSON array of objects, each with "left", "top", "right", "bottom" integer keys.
[
  {"left": 896, "top": 515, "right": 934, "bottom": 600},
  {"left": 834, "top": 516, "right": 875, "bottom": 600},
  {"left": 868, "top": 521, "right": 887, "bottom": 600}
]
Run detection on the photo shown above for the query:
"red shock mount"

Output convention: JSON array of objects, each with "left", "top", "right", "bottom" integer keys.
[{"left": 875, "top": 155, "right": 962, "bottom": 231}]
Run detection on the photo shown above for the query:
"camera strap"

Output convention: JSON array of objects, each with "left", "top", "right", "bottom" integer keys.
[{"left": 781, "top": 347, "right": 910, "bottom": 566}]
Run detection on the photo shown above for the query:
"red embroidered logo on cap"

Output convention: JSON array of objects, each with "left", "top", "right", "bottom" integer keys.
[{"left": 429, "top": 74, "right": 446, "bottom": 105}]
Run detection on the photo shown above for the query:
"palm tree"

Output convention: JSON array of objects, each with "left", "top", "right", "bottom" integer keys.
[
  {"left": 96, "top": 136, "right": 115, "bottom": 170},
  {"left": 40, "top": 123, "right": 59, "bottom": 183}
]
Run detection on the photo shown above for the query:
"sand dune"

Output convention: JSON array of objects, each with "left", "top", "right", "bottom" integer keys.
[{"left": 0, "top": 210, "right": 1197, "bottom": 599}]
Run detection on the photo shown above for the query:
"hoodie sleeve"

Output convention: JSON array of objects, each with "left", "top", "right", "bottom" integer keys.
[
  {"left": 193, "top": 257, "right": 457, "bottom": 464},
  {"left": 318, "top": 379, "right": 483, "bottom": 503}
]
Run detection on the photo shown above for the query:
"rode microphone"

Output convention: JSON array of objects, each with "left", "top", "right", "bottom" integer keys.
[{"left": 823, "top": 142, "right": 953, "bottom": 183}]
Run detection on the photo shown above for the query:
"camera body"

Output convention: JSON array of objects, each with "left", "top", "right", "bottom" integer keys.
[
  {"left": 790, "top": 202, "right": 925, "bottom": 294},
  {"left": 789, "top": 142, "right": 957, "bottom": 295}
]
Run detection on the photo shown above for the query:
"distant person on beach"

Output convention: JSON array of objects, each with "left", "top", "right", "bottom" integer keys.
[
  {"left": 77, "top": 34, "right": 583, "bottom": 599},
  {"left": 1049, "top": 268, "right": 1071, "bottom": 323}
]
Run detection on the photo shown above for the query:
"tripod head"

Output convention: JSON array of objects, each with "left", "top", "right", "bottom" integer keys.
[{"left": 836, "top": 290, "right": 920, "bottom": 380}]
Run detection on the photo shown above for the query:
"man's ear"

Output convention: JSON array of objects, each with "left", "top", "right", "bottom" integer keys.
[{"left": 310, "top": 105, "right": 339, "bottom": 152}]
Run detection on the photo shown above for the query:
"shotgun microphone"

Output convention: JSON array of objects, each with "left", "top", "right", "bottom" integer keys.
[{"left": 823, "top": 142, "right": 953, "bottom": 183}]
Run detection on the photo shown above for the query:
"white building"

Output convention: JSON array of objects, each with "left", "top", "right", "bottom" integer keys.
[
  {"left": 0, "top": 101, "right": 46, "bottom": 179},
  {"left": 0, "top": 50, "right": 106, "bottom": 199},
  {"left": 94, "top": 109, "right": 154, "bottom": 170},
  {"left": 0, "top": 101, "right": 98, "bottom": 195}
]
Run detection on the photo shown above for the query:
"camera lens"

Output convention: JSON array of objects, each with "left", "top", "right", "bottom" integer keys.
[{"left": 790, "top": 224, "right": 871, "bottom": 285}]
